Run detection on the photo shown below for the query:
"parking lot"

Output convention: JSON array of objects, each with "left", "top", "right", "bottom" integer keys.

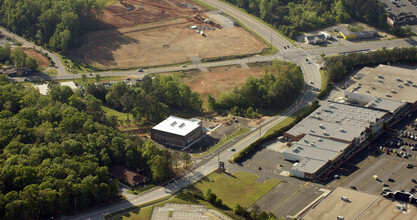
[
  {"left": 326, "top": 111, "right": 417, "bottom": 196},
  {"left": 227, "top": 110, "right": 417, "bottom": 218}
]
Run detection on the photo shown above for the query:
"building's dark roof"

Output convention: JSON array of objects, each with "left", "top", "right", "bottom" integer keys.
[
  {"left": 305, "top": 36, "right": 315, "bottom": 41},
  {"left": 109, "top": 165, "right": 150, "bottom": 186},
  {"left": 394, "top": 191, "right": 412, "bottom": 202}
]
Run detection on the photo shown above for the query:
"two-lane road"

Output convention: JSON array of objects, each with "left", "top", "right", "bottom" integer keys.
[{"left": 0, "top": 26, "right": 68, "bottom": 76}]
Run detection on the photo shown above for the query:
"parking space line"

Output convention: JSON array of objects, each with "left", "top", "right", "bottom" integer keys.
[{"left": 272, "top": 181, "right": 311, "bottom": 213}]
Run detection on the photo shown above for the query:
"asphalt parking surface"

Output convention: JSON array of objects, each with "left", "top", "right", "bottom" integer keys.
[
  {"left": 325, "top": 112, "right": 417, "bottom": 197},
  {"left": 230, "top": 112, "right": 417, "bottom": 219}
]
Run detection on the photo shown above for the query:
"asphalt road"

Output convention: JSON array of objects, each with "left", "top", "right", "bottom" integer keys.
[{"left": 0, "top": 26, "right": 68, "bottom": 76}]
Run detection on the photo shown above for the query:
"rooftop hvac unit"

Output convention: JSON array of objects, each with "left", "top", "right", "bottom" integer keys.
[
  {"left": 341, "top": 196, "right": 349, "bottom": 202},
  {"left": 371, "top": 86, "right": 375, "bottom": 90},
  {"left": 396, "top": 204, "right": 405, "bottom": 211}
]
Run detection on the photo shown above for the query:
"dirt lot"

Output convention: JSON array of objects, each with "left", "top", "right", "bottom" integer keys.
[
  {"left": 23, "top": 48, "right": 50, "bottom": 70},
  {"left": 69, "top": 0, "right": 266, "bottom": 69},
  {"left": 183, "top": 65, "right": 265, "bottom": 98}
]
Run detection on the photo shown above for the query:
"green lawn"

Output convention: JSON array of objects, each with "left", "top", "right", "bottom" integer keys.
[
  {"left": 68, "top": 75, "right": 126, "bottom": 85},
  {"left": 45, "top": 68, "right": 58, "bottom": 75},
  {"left": 195, "top": 172, "right": 280, "bottom": 208},
  {"left": 104, "top": 0, "right": 117, "bottom": 6},
  {"left": 112, "top": 172, "right": 280, "bottom": 219},
  {"left": 262, "top": 116, "right": 295, "bottom": 137},
  {"left": 101, "top": 106, "right": 128, "bottom": 121},
  {"left": 193, "top": 126, "right": 250, "bottom": 157}
]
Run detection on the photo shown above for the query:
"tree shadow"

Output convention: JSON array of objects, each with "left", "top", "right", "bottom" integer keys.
[{"left": 68, "top": 28, "right": 140, "bottom": 69}]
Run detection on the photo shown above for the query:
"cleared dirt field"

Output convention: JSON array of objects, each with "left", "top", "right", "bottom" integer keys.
[
  {"left": 23, "top": 48, "right": 50, "bottom": 70},
  {"left": 69, "top": 0, "right": 266, "bottom": 69},
  {"left": 183, "top": 65, "right": 265, "bottom": 98}
]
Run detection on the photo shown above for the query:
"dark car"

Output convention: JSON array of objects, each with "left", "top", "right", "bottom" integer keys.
[
  {"left": 407, "top": 164, "right": 414, "bottom": 168},
  {"left": 351, "top": 186, "right": 357, "bottom": 190},
  {"left": 412, "top": 179, "right": 417, "bottom": 184},
  {"left": 388, "top": 177, "right": 395, "bottom": 182},
  {"left": 258, "top": 167, "right": 262, "bottom": 170}
]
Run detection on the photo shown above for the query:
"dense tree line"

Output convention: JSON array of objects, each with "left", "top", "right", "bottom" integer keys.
[
  {"left": 0, "top": 0, "right": 105, "bottom": 52},
  {"left": 324, "top": 47, "right": 417, "bottom": 83},
  {"left": 87, "top": 75, "right": 203, "bottom": 123},
  {"left": 211, "top": 60, "right": 303, "bottom": 115},
  {"left": 224, "top": 0, "right": 386, "bottom": 38},
  {"left": 0, "top": 43, "right": 38, "bottom": 70},
  {"left": 0, "top": 76, "right": 174, "bottom": 219}
]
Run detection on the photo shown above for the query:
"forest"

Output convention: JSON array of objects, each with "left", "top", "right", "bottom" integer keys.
[
  {"left": 210, "top": 61, "right": 304, "bottom": 117},
  {"left": 87, "top": 75, "right": 204, "bottom": 123},
  {"left": 0, "top": 75, "right": 176, "bottom": 219},
  {"left": 0, "top": 0, "right": 105, "bottom": 52},
  {"left": 224, "top": 0, "right": 386, "bottom": 38}
]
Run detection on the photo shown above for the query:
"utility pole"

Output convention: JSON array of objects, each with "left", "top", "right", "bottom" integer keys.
[{"left": 259, "top": 122, "right": 262, "bottom": 138}]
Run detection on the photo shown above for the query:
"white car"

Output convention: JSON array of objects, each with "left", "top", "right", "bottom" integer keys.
[{"left": 137, "top": 68, "right": 143, "bottom": 72}]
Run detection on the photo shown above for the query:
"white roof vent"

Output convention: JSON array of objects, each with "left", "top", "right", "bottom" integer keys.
[
  {"left": 319, "top": 124, "right": 324, "bottom": 128},
  {"left": 310, "top": 129, "right": 315, "bottom": 132},
  {"left": 386, "top": 93, "right": 391, "bottom": 97},
  {"left": 318, "top": 138, "right": 323, "bottom": 142},
  {"left": 371, "top": 86, "right": 375, "bottom": 90},
  {"left": 341, "top": 196, "right": 349, "bottom": 202}
]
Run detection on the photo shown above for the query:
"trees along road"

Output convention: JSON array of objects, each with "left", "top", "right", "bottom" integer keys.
[
  {"left": 0, "top": 26, "right": 68, "bottom": 75},
  {"left": 2, "top": 0, "right": 413, "bottom": 219}
]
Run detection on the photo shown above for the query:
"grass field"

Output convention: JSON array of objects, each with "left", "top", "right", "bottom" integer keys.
[
  {"left": 102, "top": 106, "right": 127, "bottom": 121},
  {"left": 262, "top": 116, "right": 295, "bottom": 137},
  {"left": 194, "top": 172, "right": 280, "bottom": 207},
  {"left": 193, "top": 126, "right": 250, "bottom": 157},
  {"left": 68, "top": 75, "right": 126, "bottom": 85},
  {"left": 45, "top": 68, "right": 58, "bottom": 75},
  {"left": 112, "top": 172, "right": 280, "bottom": 219}
]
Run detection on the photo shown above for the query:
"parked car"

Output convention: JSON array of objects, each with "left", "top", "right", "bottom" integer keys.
[
  {"left": 383, "top": 187, "right": 391, "bottom": 191},
  {"left": 351, "top": 186, "right": 357, "bottom": 190},
  {"left": 137, "top": 68, "right": 143, "bottom": 72},
  {"left": 412, "top": 179, "right": 417, "bottom": 184},
  {"left": 383, "top": 183, "right": 389, "bottom": 187},
  {"left": 407, "top": 164, "right": 414, "bottom": 168},
  {"left": 388, "top": 177, "right": 395, "bottom": 182}
]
